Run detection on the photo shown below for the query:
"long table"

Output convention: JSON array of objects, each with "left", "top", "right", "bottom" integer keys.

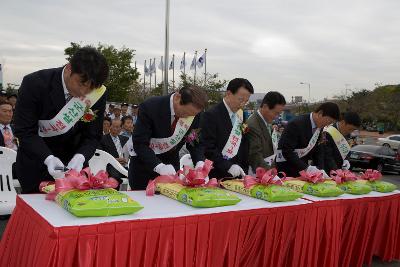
[{"left": 0, "top": 191, "right": 399, "bottom": 267}]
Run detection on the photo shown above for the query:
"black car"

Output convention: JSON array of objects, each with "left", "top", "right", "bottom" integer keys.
[{"left": 348, "top": 145, "right": 400, "bottom": 174}]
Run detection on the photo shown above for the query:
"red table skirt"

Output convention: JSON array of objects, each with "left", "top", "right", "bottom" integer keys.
[{"left": 0, "top": 195, "right": 399, "bottom": 267}]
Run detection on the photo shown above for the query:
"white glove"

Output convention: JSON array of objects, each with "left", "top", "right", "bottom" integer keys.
[
  {"left": 228, "top": 164, "right": 246, "bottom": 177},
  {"left": 67, "top": 154, "right": 85, "bottom": 172},
  {"left": 342, "top": 160, "right": 351, "bottom": 170},
  {"left": 154, "top": 163, "right": 176, "bottom": 176},
  {"left": 321, "top": 170, "right": 330, "bottom": 179},
  {"left": 306, "top": 165, "right": 320, "bottom": 174},
  {"left": 44, "top": 155, "right": 65, "bottom": 179},
  {"left": 195, "top": 161, "right": 205, "bottom": 169}
]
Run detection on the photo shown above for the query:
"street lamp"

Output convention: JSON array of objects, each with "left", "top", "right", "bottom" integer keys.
[{"left": 300, "top": 82, "right": 311, "bottom": 103}]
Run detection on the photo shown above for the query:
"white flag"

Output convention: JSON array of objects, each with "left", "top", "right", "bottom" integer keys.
[
  {"left": 158, "top": 57, "right": 164, "bottom": 70},
  {"left": 169, "top": 57, "right": 174, "bottom": 70},
  {"left": 190, "top": 54, "right": 197, "bottom": 70},
  {"left": 144, "top": 62, "right": 150, "bottom": 76},
  {"left": 151, "top": 60, "right": 156, "bottom": 74},
  {"left": 197, "top": 53, "right": 206, "bottom": 68},
  {"left": 180, "top": 54, "right": 186, "bottom": 70}
]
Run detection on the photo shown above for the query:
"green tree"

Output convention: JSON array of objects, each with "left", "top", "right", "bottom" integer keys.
[{"left": 64, "top": 42, "right": 139, "bottom": 102}]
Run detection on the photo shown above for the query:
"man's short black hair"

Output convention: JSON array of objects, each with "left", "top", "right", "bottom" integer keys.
[
  {"left": 342, "top": 112, "right": 361, "bottom": 127},
  {"left": 227, "top": 78, "right": 254, "bottom": 94},
  {"left": 103, "top": 116, "right": 112, "bottom": 124},
  {"left": 69, "top": 47, "right": 109, "bottom": 89},
  {"left": 261, "top": 91, "right": 286, "bottom": 109},
  {"left": 314, "top": 102, "right": 340, "bottom": 120},
  {"left": 179, "top": 85, "right": 208, "bottom": 110},
  {"left": 7, "top": 94, "right": 17, "bottom": 99},
  {"left": 121, "top": 115, "right": 133, "bottom": 126}
]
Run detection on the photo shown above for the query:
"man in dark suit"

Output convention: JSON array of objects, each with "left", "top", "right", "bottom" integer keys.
[
  {"left": 247, "top": 91, "right": 286, "bottom": 171},
  {"left": 13, "top": 47, "right": 109, "bottom": 193},
  {"left": 0, "top": 100, "right": 17, "bottom": 150},
  {"left": 200, "top": 78, "right": 254, "bottom": 179},
  {"left": 315, "top": 112, "right": 361, "bottom": 174},
  {"left": 276, "top": 102, "right": 340, "bottom": 177},
  {"left": 100, "top": 119, "right": 129, "bottom": 184},
  {"left": 128, "top": 85, "right": 208, "bottom": 190}
]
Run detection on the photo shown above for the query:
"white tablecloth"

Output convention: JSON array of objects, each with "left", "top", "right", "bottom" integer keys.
[
  {"left": 19, "top": 191, "right": 311, "bottom": 227},
  {"left": 302, "top": 190, "right": 400, "bottom": 202}
]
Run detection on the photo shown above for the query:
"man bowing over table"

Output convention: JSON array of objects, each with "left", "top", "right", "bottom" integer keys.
[
  {"left": 13, "top": 47, "right": 109, "bottom": 193},
  {"left": 200, "top": 78, "right": 254, "bottom": 179},
  {"left": 127, "top": 85, "right": 208, "bottom": 190}
]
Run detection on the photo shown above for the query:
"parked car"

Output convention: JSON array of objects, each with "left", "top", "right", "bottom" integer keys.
[
  {"left": 348, "top": 145, "right": 400, "bottom": 174},
  {"left": 376, "top": 135, "right": 400, "bottom": 150}
]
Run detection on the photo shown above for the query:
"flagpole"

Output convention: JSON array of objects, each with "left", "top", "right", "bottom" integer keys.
[
  {"left": 161, "top": 56, "right": 164, "bottom": 85},
  {"left": 134, "top": 61, "right": 137, "bottom": 71},
  {"left": 194, "top": 50, "right": 197, "bottom": 85},
  {"left": 163, "top": 0, "right": 170, "bottom": 95},
  {"left": 143, "top": 60, "right": 146, "bottom": 90},
  {"left": 172, "top": 54, "right": 175, "bottom": 90},
  {"left": 149, "top": 58, "right": 152, "bottom": 90},
  {"left": 154, "top": 57, "right": 156, "bottom": 87},
  {"left": 183, "top": 52, "right": 186, "bottom": 76},
  {"left": 204, "top": 48, "right": 207, "bottom": 87}
]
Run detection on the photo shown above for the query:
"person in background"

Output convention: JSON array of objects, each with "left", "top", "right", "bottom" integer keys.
[
  {"left": 315, "top": 112, "right": 361, "bottom": 174},
  {"left": 276, "top": 102, "right": 340, "bottom": 177},
  {"left": 0, "top": 91, "right": 7, "bottom": 102},
  {"left": 200, "top": 78, "right": 254, "bottom": 179},
  {"left": 106, "top": 104, "right": 114, "bottom": 117},
  {"left": 0, "top": 100, "right": 17, "bottom": 150},
  {"left": 121, "top": 115, "right": 134, "bottom": 138},
  {"left": 103, "top": 116, "right": 111, "bottom": 135},
  {"left": 131, "top": 104, "right": 139, "bottom": 124},
  {"left": 121, "top": 103, "right": 130, "bottom": 117},
  {"left": 247, "top": 91, "right": 286, "bottom": 171},
  {"left": 7, "top": 94, "right": 18, "bottom": 110},
  {"left": 110, "top": 105, "right": 122, "bottom": 120}
]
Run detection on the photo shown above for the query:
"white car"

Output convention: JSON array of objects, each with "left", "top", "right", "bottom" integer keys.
[{"left": 377, "top": 135, "right": 400, "bottom": 150}]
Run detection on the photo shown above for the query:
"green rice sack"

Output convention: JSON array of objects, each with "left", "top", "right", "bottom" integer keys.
[
  {"left": 284, "top": 179, "right": 344, "bottom": 197},
  {"left": 337, "top": 181, "right": 372, "bottom": 195},
  {"left": 156, "top": 183, "right": 241, "bottom": 208},
  {"left": 364, "top": 180, "right": 397, "bottom": 193},
  {"left": 221, "top": 179, "right": 302, "bottom": 202},
  {"left": 55, "top": 188, "right": 143, "bottom": 217}
]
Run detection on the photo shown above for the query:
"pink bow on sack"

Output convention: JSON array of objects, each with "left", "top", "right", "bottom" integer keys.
[
  {"left": 360, "top": 169, "right": 382, "bottom": 181},
  {"left": 298, "top": 170, "right": 324, "bottom": 184},
  {"left": 243, "top": 168, "right": 285, "bottom": 189},
  {"left": 330, "top": 169, "right": 357, "bottom": 184},
  {"left": 45, "top": 167, "right": 119, "bottom": 200},
  {"left": 146, "top": 160, "right": 218, "bottom": 196}
]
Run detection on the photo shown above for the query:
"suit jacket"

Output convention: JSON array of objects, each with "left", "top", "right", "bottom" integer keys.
[
  {"left": 246, "top": 111, "right": 274, "bottom": 170},
  {"left": 200, "top": 101, "right": 249, "bottom": 179},
  {"left": 128, "top": 94, "right": 204, "bottom": 189},
  {"left": 13, "top": 67, "right": 106, "bottom": 193},
  {"left": 314, "top": 124, "right": 344, "bottom": 174},
  {"left": 276, "top": 114, "right": 320, "bottom": 177}
]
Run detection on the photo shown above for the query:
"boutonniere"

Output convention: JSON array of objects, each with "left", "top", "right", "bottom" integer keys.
[
  {"left": 318, "top": 131, "right": 328, "bottom": 145},
  {"left": 80, "top": 99, "right": 98, "bottom": 123},
  {"left": 241, "top": 123, "right": 250, "bottom": 134},
  {"left": 186, "top": 128, "right": 201, "bottom": 146}
]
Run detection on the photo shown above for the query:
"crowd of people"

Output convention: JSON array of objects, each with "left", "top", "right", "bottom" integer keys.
[{"left": 1, "top": 47, "right": 366, "bottom": 193}]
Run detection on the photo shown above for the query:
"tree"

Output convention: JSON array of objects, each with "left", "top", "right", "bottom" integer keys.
[{"left": 64, "top": 42, "right": 140, "bottom": 102}]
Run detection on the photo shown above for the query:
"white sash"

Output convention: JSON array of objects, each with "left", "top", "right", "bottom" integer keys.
[
  {"left": 38, "top": 86, "right": 106, "bottom": 138},
  {"left": 324, "top": 125, "right": 351, "bottom": 160},
  {"left": 275, "top": 128, "right": 321, "bottom": 163},
  {"left": 221, "top": 109, "right": 244, "bottom": 159},
  {"left": 127, "top": 116, "right": 195, "bottom": 156}
]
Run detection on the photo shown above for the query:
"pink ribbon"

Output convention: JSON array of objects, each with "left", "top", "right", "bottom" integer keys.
[
  {"left": 360, "top": 169, "right": 382, "bottom": 181},
  {"left": 298, "top": 170, "right": 324, "bottom": 184},
  {"left": 330, "top": 169, "right": 357, "bottom": 184},
  {"left": 146, "top": 160, "right": 218, "bottom": 196},
  {"left": 45, "top": 167, "right": 119, "bottom": 200},
  {"left": 243, "top": 168, "right": 284, "bottom": 189}
]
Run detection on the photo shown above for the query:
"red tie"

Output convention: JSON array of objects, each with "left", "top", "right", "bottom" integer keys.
[{"left": 171, "top": 115, "right": 179, "bottom": 132}]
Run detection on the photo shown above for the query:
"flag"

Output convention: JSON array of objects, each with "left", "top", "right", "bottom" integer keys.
[
  {"left": 169, "top": 57, "right": 174, "bottom": 70},
  {"left": 180, "top": 54, "right": 186, "bottom": 70},
  {"left": 144, "top": 62, "right": 149, "bottom": 76},
  {"left": 150, "top": 60, "right": 156, "bottom": 74},
  {"left": 158, "top": 57, "right": 164, "bottom": 70},
  {"left": 197, "top": 53, "right": 206, "bottom": 68},
  {"left": 190, "top": 54, "right": 197, "bottom": 70}
]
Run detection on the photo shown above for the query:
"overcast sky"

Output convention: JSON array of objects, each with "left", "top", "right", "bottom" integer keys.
[{"left": 1, "top": 0, "right": 399, "bottom": 101}]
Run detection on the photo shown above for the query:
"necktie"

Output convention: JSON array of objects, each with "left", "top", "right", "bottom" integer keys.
[
  {"left": 171, "top": 115, "right": 179, "bottom": 132},
  {"left": 230, "top": 113, "right": 236, "bottom": 126},
  {"left": 3, "top": 126, "right": 13, "bottom": 149}
]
